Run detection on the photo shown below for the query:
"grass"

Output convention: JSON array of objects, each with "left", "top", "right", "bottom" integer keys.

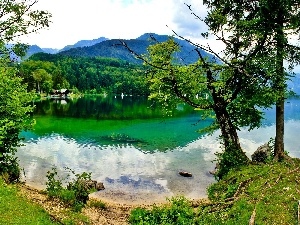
[
  {"left": 0, "top": 178, "right": 92, "bottom": 225},
  {"left": 88, "top": 199, "right": 107, "bottom": 210},
  {"left": 129, "top": 158, "right": 300, "bottom": 224},
  {"left": 0, "top": 179, "right": 58, "bottom": 225}
]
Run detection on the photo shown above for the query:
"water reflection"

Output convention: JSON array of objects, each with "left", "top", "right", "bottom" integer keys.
[
  {"left": 34, "top": 95, "right": 197, "bottom": 120},
  {"left": 17, "top": 133, "right": 216, "bottom": 203},
  {"left": 17, "top": 97, "right": 300, "bottom": 203}
]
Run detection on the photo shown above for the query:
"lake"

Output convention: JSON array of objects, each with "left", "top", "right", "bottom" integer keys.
[{"left": 17, "top": 95, "right": 300, "bottom": 204}]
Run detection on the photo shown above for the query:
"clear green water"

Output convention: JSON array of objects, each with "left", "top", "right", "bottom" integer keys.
[{"left": 17, "top": 96, "right": 300, "bottom": 204}]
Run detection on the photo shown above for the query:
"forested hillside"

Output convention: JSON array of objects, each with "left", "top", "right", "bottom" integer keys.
[
  {"left": 21, "top": 33, "right": 216, "bottom": 96},
  {"left": 21, "top": 54, "right": 148, "bottom": 95}
]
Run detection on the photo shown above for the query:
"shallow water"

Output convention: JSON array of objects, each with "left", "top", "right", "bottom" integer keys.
[{"left": 17, "top": 96, "right": 300, "bottom": 204}]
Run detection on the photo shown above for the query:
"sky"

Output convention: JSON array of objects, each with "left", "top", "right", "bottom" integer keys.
[{"left": 20, "top": 0, "right": 213, "bottom": 50}]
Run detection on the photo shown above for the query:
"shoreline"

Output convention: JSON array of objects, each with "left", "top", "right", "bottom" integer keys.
[
  {"left": 19, "top": 182, "right": 210, "bottom": 224},
  {"left": 23, "top": 181, "right": 209, "bottom": 206}
]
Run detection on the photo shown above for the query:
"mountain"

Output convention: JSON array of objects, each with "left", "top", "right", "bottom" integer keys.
[
  {"left": 6, "top": 44, "right": 45, "bottom": 61},
  {"left": 26, "top": 36, "right": 109, "bottom": 56},
  {"left": 58, "top": 33, "right": 214, "bottom": 64},
  {"left": 58, "top": 38, "right": 148, "bottom": 63},
  {"left": 42, "top": 48, "right": 59, "bottom": 54},
  {"left": 10, "top": 36, "right": 109, "bottom": 59},
  {"left": 26, "top": 45, "right": 45, "bottom": 58},
  {"left": 59, "top": 37, "right": 109, "bottom": 52}
]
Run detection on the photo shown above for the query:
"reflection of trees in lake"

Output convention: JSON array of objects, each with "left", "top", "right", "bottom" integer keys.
[{"left": 33, "top": 96, "right": 198, "bottom": 120}]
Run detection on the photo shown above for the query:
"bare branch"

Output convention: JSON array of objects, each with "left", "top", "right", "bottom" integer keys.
[{"left": 118, "top": 41, "right": 169, "bottom": 71}]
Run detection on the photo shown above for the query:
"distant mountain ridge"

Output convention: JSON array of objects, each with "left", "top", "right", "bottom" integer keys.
[
  {"left": 21, "top": 36, "right": 109, "bottom": 58},
  {"left": 59, "top": 37, "right": 109, "bottom": 52},
  {"left": 42, "top": 48, "right": 59, "bottom": 54},
  {"left": 57, "top": 33, "right": 214, "bottom": 64}
]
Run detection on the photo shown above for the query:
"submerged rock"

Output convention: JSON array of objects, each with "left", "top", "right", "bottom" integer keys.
[
  {"left": 209, "top": 163, "right": 219, "bottom": 176},
  {"left": 179, "top": 171, "right": 193, "bottom": 177}
]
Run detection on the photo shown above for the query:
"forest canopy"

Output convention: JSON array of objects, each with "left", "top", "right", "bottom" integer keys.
[{"left": 20, "top": 53, "right": 149, "bottom": 95}]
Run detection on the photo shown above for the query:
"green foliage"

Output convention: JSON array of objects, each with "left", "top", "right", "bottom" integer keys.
[
  {"left": 0, "top": 0, "right": 51, "bottom": 62},
  {"left": 0, "top": 0, "right": 51, "bottom": 182},
  {"left": 146, "top": 38, "right": 212, "bottom": 117},
  {"left": 45, "top": 167, "right": 95, "bottom": 211},
  {"left": 22, "top": 55, "right": 149, "bottom": 95},
  {"left": 19, "top": 60, "right": 67, "bottom": 92},
  {"left": 0, "top": 67, "right": 34, "bottom": 182},
  {"left": 214, "top": 145, "right": 250, "bottom": 180},
  {"left": 129, "top": 196, "right": 195, "bottom": 225}
]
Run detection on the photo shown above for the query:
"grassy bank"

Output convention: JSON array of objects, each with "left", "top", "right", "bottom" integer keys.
[
  {"left": 0, "top": 179, "right": 58, "bottom": 225},
  {"left": 0, "top": 179, "right": 131, "bottom": 224},
  {"left": 130, "top": 158, "right": 300, "bottom": 224}
]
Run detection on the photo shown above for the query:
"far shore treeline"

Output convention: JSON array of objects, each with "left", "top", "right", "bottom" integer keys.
[{"left": 18, "top": 53, "right": 149, "bottom": 96}]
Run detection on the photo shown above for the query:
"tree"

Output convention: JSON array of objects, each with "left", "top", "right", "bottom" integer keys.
[
  {"left": 0, "top": 67, "right": 34, "bottom": 182},
  {"left": 0, "top": 0, "right": 51, "bottom": 60},
  {"left": 139, "top": 0, "right": 296, "bottom": 177},
  {"left": 145, "top": 36, "right": 276, "bottom": 178},
  {"left": 262, "top": 0, "right": 300, "bottom": 160},
  {"left": 32, "top": 68, "right": 52, "bottom": 94},
  {"left": 202, "top": 0, "right": 300, "bottom": 160},
  {"left": 0, "top": 0, "right": 51, "bottom": 181}
]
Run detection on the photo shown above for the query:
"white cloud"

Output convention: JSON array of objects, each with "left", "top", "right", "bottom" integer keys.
[
  {"left": 169, "top": 0, "right": 226, "bottom": 53},
  {"left": 17, "top": 0, "right": 219, "bottom": 50},
  {"left": 20, "top": 0, "right": 178, "bottom": 48}
]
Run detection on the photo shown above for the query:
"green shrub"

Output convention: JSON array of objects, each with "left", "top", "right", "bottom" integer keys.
[
  {"left": 45, "top": 167, "right": 94, "bottom": 211},
  {"left": 88, "top": 199, "right": 107, "bottom": 210},
  {"left": 214, "top": 146, "right": 249, "bottom": 180},
  {"left": 129, "top": 196, "right": 195, "bottom": 225},
  {"left": 0, "top": 156, "right": 21, "bottom": 183},
  {"left": 0, "top": 68, "right": 35, "bottom": 183}
]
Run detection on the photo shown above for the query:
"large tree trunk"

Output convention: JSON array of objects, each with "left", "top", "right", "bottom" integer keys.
[
  {"left": 213, "top": 102, "right": 249, "bottom": 179},
  {"left": 274, "top": 6, "right": 285, "bottom": 161},
  {"left": 214, "top": 103, "right": 247, "bottom": 157},
  {"left": 275, "top": 98, "right": 285, "bottom": 160},
  {"left": 206, "top": 70, "right": 248, "bottom": 159}
]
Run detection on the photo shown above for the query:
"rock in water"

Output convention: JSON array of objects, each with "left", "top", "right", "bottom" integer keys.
[
  {"left": 179, "top": 171, "right": 193, "bottom": 177},
  {"left": 96, "top": 182, "right": 105, "bottom": 191},
  {"left": 78, "top": 179, "right": 105, "bottom": 191}
]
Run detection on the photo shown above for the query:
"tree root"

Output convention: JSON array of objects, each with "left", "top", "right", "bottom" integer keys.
[
  {"left": 234, "top": 178, "right": 252, "bottom": 198},
  {"left": 249, "top": 207, "right": 256, "bottom": 225},
  {"left": 298, "top": 200, "right": 300, "bottom": 225}
]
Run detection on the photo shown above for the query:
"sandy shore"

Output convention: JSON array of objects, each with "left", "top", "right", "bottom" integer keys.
[{"left": 19, "top": 182, "right": 209, "bottom": 224}]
